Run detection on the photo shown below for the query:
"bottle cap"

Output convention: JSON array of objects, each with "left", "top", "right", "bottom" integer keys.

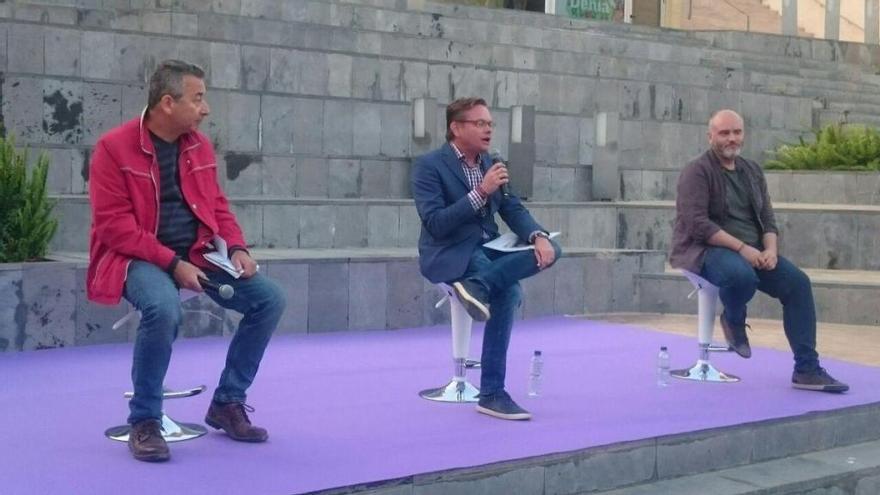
[
  {"left": 660, "top": 346, "right": 667, "bottom": 351},
  {"left": 534, "top": 350, "right": 542, "bottom": 356}
]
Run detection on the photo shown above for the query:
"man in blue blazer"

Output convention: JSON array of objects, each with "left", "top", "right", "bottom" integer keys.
[{"left": 412, "top": 97, "right": 562, "bottom": 420}]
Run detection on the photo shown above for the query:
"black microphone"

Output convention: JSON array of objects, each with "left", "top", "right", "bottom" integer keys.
[
  {"left": 198, "top": 276, "right": 234, "bottom": 300},
  {"left": 489, "top": 149, "right": 510, "bottom": 198}
]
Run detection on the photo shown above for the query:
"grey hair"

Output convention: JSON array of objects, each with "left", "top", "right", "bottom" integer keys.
[{"left": 147, "top": 60, "right": 205, "bottom": 109}]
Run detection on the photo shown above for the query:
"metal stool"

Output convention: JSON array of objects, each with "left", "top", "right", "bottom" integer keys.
[
  {"left": 419, "top": 283, "right": 481, "bottom": 403},
  {"left": 105, "top": 289, "right": 209, "bottom": 442},
  {"left": 670, "top": 270, "right": 740, "bottom": 383},
  {"left": 104, "top": 386, "right": 208, "bottom": 442}
]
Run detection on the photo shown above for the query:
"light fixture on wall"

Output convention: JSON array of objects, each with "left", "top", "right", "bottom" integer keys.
[
  {"left": 595, "top": 112, "right": 607, "bottom": 147},
  {"left": 412, "top": 98, "right": 426, "bottom": 139},
  {"left": 511, "top": 105, "right": 523, "bottom": 144}
]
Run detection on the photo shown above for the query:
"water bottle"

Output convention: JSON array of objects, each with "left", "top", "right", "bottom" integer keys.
[
  {"left": 657, "top": 346, "right": 670, "bottom": 387},
  {"left": 528, "top": 350, "right": 544, "bottom": 397}
]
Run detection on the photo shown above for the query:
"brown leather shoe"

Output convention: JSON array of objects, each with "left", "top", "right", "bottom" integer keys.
[
  {"left": 128, "top": 419, "right": 170, "bottom": 462},
  {"left": 205, "top": 401, "right": 269, "bottom": 442}
]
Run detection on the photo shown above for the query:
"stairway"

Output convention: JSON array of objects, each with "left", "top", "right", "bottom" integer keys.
[{"left": 680, "top": 0, "right": 814, "bottom": 37}]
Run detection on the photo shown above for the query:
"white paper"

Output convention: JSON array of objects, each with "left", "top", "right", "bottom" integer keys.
[
  {"left": 482, "top": 231, "right": 560, "bottom": 252},
  {"left": 203, "top": 235, "right": 242, "bottom": 278}
]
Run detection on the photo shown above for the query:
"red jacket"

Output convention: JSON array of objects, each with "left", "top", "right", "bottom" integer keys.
[{"left": 87, "top": 113, "right": 247, "bottom": 305}]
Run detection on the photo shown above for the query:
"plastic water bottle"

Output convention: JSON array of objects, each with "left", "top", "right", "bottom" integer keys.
[
  {"left": 528, "top": 350, "right": 543, "bottom": 397},
  {"left": 657, "top": 346, "right": 670, "bottom": 387}
]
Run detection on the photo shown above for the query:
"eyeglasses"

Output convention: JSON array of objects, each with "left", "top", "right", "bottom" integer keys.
[{"left": 457, "top": 119, "right": 495, "bottom": 129}]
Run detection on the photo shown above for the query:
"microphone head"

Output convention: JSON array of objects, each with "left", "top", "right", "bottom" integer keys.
[
  {"left": 218, "top": 284, "right": 234, "bottom": 300},
  {"left": 489, "top": 148, "right": 506, "bottom": 164}
]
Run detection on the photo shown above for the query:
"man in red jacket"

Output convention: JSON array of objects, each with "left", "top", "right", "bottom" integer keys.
[{"left": 88, "top": 60, "right": 285, "bottom": 462}]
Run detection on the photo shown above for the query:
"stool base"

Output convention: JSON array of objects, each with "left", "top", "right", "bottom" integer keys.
[
  {"left": 105, "top": 415, "right": 208, "bottom": 443},
  {"left": 419, "top": 379, "right": 480, "bottom": 403},
  {"left": 671, "top": 361, "right": 740, "bottom": 383}
]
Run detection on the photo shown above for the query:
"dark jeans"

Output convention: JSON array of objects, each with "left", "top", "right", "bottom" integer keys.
[
  {"left": 699, "top": 247, "right": 819, "bottom": 372},
  {"left": 124, "top": 260, "right": 285, "bottom": 424},
  {"left": 458, "top": 240, "right": 562, "bottom": 396}
]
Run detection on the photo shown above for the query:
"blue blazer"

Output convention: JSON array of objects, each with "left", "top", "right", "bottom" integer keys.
[{"left": 411, "top": 143, "right": 544, "bottom": 283}]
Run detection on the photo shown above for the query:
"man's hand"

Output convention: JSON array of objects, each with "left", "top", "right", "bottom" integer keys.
[
  {"left": 534, "top": 236, "right": 556, "bottom": 270},
  {"left": 479, "top": 163, "right": 509, "bottom": 195},
  {"left": 173, "top": 260, "right": 207, "bottom": 292},
  {"left": 757, "top": 248, "right": 778, "bottom": 271},
  {"left": 738, "top": 245, "right": 763, "bottom": 269},
  {"left": 231, "top": 250, "right": 258, "bottom": 278}
]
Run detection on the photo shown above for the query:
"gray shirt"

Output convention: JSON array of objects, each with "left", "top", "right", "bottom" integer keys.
[{"left": 721, "top": 167, "right": 762, "bottom": 249}]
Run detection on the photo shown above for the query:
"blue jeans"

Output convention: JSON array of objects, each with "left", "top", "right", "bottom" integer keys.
[
  {"left": 457, "top": 240, "right": 562, "bottom": 396},
  {"left": 124, "top": 260, "right": 286, "bottom": 424},
  {"left": 699, "top": 247, "right": 819, "bottom": 372}
]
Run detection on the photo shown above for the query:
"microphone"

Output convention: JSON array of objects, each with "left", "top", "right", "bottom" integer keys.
[
  {"left": 489, "top": 149, "right": 510, "bottom": 198},
  {"left": 198, "top": 276, "right": 234, "bottom": 300}
]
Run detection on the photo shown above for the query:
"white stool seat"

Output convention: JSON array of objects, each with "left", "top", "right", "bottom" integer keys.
[
  {"left": 670, "top": 270, "right": 740, "bottom": 383},
  {"left": 418, "top": 283, "right": 481, "bottom": 403}
]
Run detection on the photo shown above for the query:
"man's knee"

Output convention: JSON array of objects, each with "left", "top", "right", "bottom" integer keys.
[
  {"left": 140, "top": 292, "right": 183, "bottom": 327},
  {"left": 714, "top": 262, "right": 759, "bottom": 291},
  {"left": 251, "top": 276, "right": 287, "bottom": 319},
  {"left": 788, "top": 265, "right": 812, "bottom": 292}
]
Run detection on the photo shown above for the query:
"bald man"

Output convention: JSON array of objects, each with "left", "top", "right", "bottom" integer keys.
[{"left": 669, "top": 109, "right": 848, "bottom": 393}]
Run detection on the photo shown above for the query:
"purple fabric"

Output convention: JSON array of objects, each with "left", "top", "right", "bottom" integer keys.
[{"left": 2, "top": 317, "right": 879, "bottom": 495}]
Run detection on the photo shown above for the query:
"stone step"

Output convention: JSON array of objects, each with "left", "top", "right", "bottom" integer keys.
[
  {"left": 8, "top": 0, "right": 876, "bottom": 109},
  {"left": 51, "top": 196, "right": 880, "bottom": 272},
  {"left": 5, "top": 1, "right": 875, "bottom": 181},
  {"left": 818, "top": 110, "right": 880, "bottom": 128},
  {"left": 636, "top": 266, "right": 880, "bottom": 326},
  {"left": 692, "top": 29, "right": 880, "bottom": 69},
  {"left": 622, "top": 170, "right": 880, "bottom": 206},
  {"left": 597, "top": 439, "right": 880, "bottom": 495},
  {"left": 8, "top": 247, "right": 663, "bottom": 350}
]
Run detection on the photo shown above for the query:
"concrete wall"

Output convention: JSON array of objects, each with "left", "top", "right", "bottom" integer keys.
[
  {"left": 3, "top": 0, "right": 878, "bottom": 219},
  {"left": 0, "top": 249, "right": 663, "bottom": 351}
]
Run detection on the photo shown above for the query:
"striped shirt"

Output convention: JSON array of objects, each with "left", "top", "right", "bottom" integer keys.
[{"left": 151, "top": 133, "right": 199, "bottom": 260}]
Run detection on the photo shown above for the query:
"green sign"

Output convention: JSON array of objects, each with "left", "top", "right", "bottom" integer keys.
[{"left": 559, "top": 0, "right": 624, "bottom": 21}]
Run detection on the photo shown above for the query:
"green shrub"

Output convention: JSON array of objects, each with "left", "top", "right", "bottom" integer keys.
[
  {"left": 0, "top": 136, "right": 58, "bottom": 262},
  {"left": 765, "top": 124, "right": 880, "bottom": 171}
]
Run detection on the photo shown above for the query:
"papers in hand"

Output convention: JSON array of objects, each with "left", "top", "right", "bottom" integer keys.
[
  {"left": 482, "top": 232, "right": 560, "bottom": 252},
  {"left": 203, "top": 235, "right": 243, "bottom": 279}
]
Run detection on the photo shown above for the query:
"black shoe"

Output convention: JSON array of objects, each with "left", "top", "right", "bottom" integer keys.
[
  {"left": 476, "top": 390, "right": 531, "bottom": 420},
  {"left": 720, "top": 311, "right": 752, "bottom": 358},
  {"left": 792, "top": 367, "right": 849, "bottom": 393},
  {"left": 128, "top": 419, "right": 170, "bottom": 462},
  {"left": 452, "top": 279, "right": 490, "bottom": 321}
]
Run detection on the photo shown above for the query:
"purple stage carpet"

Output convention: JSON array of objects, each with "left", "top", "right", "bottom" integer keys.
[{"left": 2, "top": 317, "right": 880, "bottom": 494}]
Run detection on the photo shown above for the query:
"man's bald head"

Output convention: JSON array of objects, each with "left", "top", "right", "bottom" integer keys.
[
  {"left": 707, "top": 109, "right": 744, "bottom": 164},
  {"left": 708, "top": 109, "right": 744, "bottom": 133}
]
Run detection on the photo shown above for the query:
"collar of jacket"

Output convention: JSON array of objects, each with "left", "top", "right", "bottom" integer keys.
[{"left": 138, "top": 106, "right": 203, "bottom": 158}]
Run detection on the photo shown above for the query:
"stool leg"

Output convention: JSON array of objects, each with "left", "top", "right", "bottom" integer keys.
[
  {"left": 419, "top": 297, "right": 481, "bottom": 402},
  {"left": 671, "top": 285, "right": 740, "bottom": 383},
  {"left": 450, "top": 297, "right": 472, "bottom": 381}
]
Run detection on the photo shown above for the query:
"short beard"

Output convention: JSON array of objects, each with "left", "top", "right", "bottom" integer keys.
[{"left": 716, "top": 145, "right": 740, "bottom": 160}]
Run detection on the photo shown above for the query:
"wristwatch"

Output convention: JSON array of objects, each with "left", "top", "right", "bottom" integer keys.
[{"left": 531, "top": 231, "right": 550, "bottom": 243}]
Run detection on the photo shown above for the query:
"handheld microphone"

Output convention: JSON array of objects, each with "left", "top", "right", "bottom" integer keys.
[
  {"left": 489, "top": 149, "right": 510, "bottom": 198},
  {"left": 198, "top": 276, "right": 234, "bottom": 300}
]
